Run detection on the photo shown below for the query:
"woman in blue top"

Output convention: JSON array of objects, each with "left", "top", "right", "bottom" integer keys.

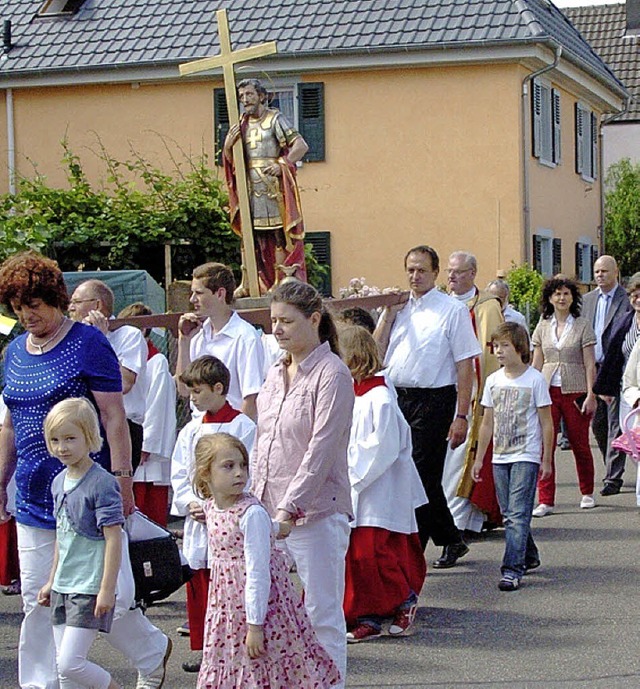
[{"left": 0, "top": 252, "right": 171, "bottom": 689}]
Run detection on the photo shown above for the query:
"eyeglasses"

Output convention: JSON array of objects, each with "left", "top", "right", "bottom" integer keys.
[
  {"left": 445, "top": 268, "right": 472, "bottom": 277},
  {"left": 69, "top": 298, "right": 98, "bottom": 306}
]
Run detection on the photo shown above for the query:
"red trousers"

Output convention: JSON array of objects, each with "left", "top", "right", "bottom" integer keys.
[
  {"left": 132, "top": 483, "right": 169, "bottom": 527},
  {"left": 538, "top": 386, "right": 595, "bottom": 506},
  {"left": 343, "top": 527, "right": 426, "bottom": 626},
  {"left": 0, "top": 517, "right": 19, "bottom": 586},
  {"left": 186, "top": 568, "right": 210, "bottom": 651}
]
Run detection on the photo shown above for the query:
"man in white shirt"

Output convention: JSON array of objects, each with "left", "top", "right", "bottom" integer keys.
[
  {"left": 175, "top": 262, "right": 264, "bottom": 421},
  {"left": 582, "top": 255, "right": 632, "bottom": 495},
  {"left": 486, "top": 279, "right": 528, "bottom": 330},
  {"left": 441, "top": 254, "right": 504, "bottom": 539},
  {"left": 69, "top": 280, "right": 147, "bottom": 471},
  {"left": 375, "top": 245, "right": 481, "bottom": 568}
]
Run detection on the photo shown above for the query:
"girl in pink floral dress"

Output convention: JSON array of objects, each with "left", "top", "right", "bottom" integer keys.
[{"left": 192, "top": 432, "right": 340, "bottom": 689}]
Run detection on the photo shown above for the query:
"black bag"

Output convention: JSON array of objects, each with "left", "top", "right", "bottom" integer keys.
[{"left": 126, "top": 511, "right": 192, "bottom": 608}]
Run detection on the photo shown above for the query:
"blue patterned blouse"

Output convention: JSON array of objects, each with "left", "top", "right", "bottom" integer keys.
[{"left": 2, "top": 321, "right": 122, "bottom": 530}]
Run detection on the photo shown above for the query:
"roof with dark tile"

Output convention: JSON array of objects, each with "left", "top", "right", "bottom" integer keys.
[
  {"left": 565, "top": 2, "right": 638, "bottom": 120},
  {"left": 0, "top": 0, "right": 624, "bottom": 95}
]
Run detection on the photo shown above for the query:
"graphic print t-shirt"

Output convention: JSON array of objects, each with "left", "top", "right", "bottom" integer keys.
[{"left": 481, "top": 366, "right": 551, "bottom": 465}]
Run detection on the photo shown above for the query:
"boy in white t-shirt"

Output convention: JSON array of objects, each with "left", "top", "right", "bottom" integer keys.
[{"left": 472, "top": 322, "right": 553, "bottom": 591}]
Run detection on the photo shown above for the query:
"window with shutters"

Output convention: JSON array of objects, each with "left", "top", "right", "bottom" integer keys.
[
  {"left": 531, "top": 78, "right": 561, "bottom": 166},
  {"left": 575, "top": 103, "right": 598, "bottom": 181},
  {"left": 213, "top": 82, "right": 325, "bottom": 166},
  {"left": 532, "top": 230, "right": 558, "bottom": 277},
  {"left": 575, "top": 240, "right": 595, "bottom": 283}
]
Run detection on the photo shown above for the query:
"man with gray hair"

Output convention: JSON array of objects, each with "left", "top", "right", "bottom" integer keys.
[
  {"left": 442, "top": 251, "right": 504, "bottom": 549},
  {"left": 582, "top": 255, "right": 632, "bottom": 495},
  {"left": 486, "top": 278, "right": 528, "bottom": 330},
  {"left": 69, "top": 279, "right": 147, "bottom": 472}
]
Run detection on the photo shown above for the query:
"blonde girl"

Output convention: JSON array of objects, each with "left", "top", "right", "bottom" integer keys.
[
  {"left": 339, "top": 325, "right": 427, "bottom": 643},
  {"left": 38, "top": 397, "right": 124, "bottom": 689},
  {"left": 192, "top": 432, "right": 339, "bottom": 689}
]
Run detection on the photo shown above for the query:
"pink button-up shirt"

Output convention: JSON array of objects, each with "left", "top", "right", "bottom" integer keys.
[{"left": 251, "top": 341, "right": 354, "bottom": 524}]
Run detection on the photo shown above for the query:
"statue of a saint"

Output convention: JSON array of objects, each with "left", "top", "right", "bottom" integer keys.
[{"left": 223, "top": 78, "right": 309, "bottom": 294}]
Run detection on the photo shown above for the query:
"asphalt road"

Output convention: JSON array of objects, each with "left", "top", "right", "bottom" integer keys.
[{"left": 1, "top": 446, "right": 639, "bottom": 689}]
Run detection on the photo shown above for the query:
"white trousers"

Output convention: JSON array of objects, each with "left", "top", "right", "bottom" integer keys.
[
  {"left": 52, "top": 625, "right": 110, "bottom": 689},
  {"left": 618, "top": 397, "right": 640, "bottom": 506},
  {"left": 284, "top": 513, "right": 350, "bottom": 689},
  {"left": 17, "top": 523, "right": 167, "bottom": 689},
  {"left": 442, "top": 434, "right": 484, "bottom": 533}
]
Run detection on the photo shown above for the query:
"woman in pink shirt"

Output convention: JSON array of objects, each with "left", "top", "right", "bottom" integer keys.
[{"left": 252, "top": 281, "right": 354, "bottom": 689}]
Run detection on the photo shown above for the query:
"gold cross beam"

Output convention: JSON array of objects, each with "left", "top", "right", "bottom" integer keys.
[{"left": 179, "top": 9, "right": 277, "bottom": 298}]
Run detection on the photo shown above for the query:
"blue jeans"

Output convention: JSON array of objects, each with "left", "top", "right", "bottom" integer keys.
[{"left": 493, "top": 462, "right": 540, "bottom": 578}]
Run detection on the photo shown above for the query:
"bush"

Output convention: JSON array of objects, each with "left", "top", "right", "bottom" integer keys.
[
  {"left": 0, "top": 140, "right": 239, "bottom": 284},
  {"left": 506, "top": 262, "right": 544, "bottom": 330}
]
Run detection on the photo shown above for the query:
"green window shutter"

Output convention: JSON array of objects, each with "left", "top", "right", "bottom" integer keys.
[
  {"left": 533, "top": 234, "right": 542, "bottom": 272},
  {"left": 553, "top": 238, "right": 562, "bottom": 275},
  {"left": 575, "top": 242, "right": 583, "bottom": 281},
  {"left": 575, "top": 103, "right": 584, "bottom": 175},
  {"left": 298, "top": 83, "right": 325, "bottom": 162},
  {"left": 305, "top": 231, "right": 331, "bottom": 296},
  {"left": 213, "top": 88, "right": 230, "bottom": 167},
  {"left": 552, "top": 88, "right": 561, "bottom": 164},
  {"left": 591, "top": 112, "right": 598, "bottom": 180},
  {"left": 532, "top": 79, "right": 542, "bottom": 159},
  {"left": 590, "top": 245, "right": 599, "bottom": 281}
]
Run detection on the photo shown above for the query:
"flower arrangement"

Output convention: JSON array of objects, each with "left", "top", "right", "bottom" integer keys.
[{"left": 339, "top": 277, "right": 402, "bottom": 299}]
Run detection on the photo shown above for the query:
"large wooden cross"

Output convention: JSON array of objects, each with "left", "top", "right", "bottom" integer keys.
[{"left": 179, "top": 9, "right": 277, "bottom": 298}]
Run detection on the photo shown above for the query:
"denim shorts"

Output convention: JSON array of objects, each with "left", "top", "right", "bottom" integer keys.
[{"left": 50, "top": 590, "right": 114, "bottom": 633}]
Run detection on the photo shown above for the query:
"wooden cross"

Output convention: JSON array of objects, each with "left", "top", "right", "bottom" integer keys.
[{"left": 179, "top": 9, "right": 277, "bottom": 298}]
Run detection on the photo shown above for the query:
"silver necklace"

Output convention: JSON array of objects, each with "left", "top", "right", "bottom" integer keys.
[{"left": 28, "top": 317, "right": 68, "bottom": 354}]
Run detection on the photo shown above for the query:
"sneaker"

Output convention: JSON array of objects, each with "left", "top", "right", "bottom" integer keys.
[
  {"left": 1, "top": 579, "right": 21, "bottom": 596},
  {"left": 346, "top": 623, "right": 382, "bottom": 644},
  {"left": 498, "top": 575, "right": 520, "bottom": 591},
  {"left": 136, "top": 637, "right": 172, "bottom": 689},
  {"left": 388, "top": 602, "right": 418, "bottom": 636},
  {"left": 532, "top": 503, "right": 553, "bottom": 518},
  {"left": 176, "top": 621, "right": 190, "bottom": 636},
  {"left": 580, "top": 495, "right": 596, "bottom": 509}
]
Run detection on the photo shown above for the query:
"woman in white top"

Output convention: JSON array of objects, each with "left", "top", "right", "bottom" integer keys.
[
  {"left": 620, "top": 339, "right": 640, "bottom": 506},
  {"left": 531, "top": 277, "right": 597, "bottom": 516}
]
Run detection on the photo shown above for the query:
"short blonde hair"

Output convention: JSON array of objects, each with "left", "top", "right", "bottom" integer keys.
[
  {"left": 192, "top": 433, "right": 249, "bottom": 500},
  {"left": 44, "top": 398, "right": 103, "bottom": 456},
  {"left": 339, "top": 325, "right": 382, "bottom": 383}
]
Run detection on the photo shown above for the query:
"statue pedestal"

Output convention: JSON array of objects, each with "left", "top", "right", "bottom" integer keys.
[{"left": 235, "top": 296, "right": 271, "bottom": 310}]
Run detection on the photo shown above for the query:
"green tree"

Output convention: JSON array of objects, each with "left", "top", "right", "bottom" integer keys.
[
  {"left": 506, "top": 262, "right": 544, "bottom": 330},
  {"left": 604, "top": 157, "right": 640, "bottom": 277}
]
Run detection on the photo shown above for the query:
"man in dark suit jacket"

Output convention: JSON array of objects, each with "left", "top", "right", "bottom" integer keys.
[{"left": 582, "top": 255, "right": 632, "bottom": 495}]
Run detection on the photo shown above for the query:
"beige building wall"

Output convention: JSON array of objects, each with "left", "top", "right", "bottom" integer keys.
[
  {"left": 8, "top": 82, "right": 218, "bottom": 188},
  {"left": 0, "top": 63, "right": 550, "bottom": 293},
  {"left": 298, "top": 64, "right": 523, "bottom": 292}
]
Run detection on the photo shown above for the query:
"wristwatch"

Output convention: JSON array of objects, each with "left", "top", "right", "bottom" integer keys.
[{"left": 455, "top": 414, "right": 468, "bottom": 421}]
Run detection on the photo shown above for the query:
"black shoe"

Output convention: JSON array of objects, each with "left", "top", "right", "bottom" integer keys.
[
  {"left": 432, "top": 541, "right": 469, "bottom": 569},
  {"left": 559, "top": 439, "right": 571, "bottom": 451},
  {"left": 182, "top": 659, "right": 201, "bottom": 673},
  {"left": 600, "top": 483, "right": 620, "bottom": 496},
  {"left": 524, "top": 559, "right": 540, "bottom": 574}
]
